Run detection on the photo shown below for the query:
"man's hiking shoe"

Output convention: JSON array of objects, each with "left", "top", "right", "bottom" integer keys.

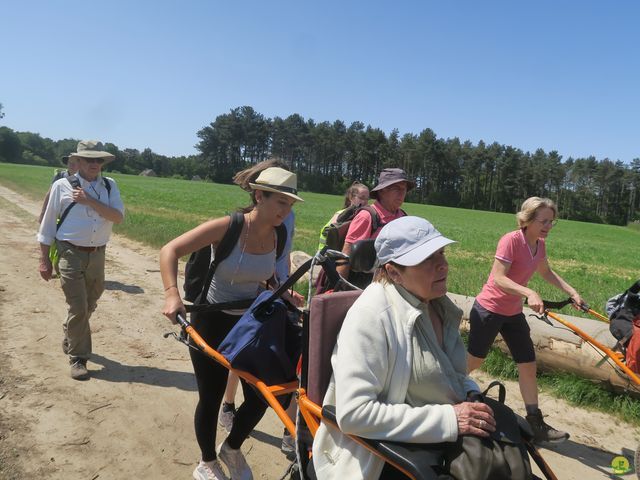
[
  {"left": 217, "top": 440, "right": 253, "bottom": 480},
  {"left": 193, "top": 460, "right": 229, "bottom": 480},
  {"left": 70, "top": 358, "right": 89, "bottom": 381},
  {"left": 526, "top": 409, "right": 569, "bottom": 443},
  {"left": 62, "top": 337, "right": 70, "bottom": 355},
  {"left": 218, "top": 402, "right": 236, "bottom": 433}
]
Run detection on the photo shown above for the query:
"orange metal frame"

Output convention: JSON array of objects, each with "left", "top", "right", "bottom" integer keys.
[
  {"left": 185, "top": 324, "right": 298, "bottom": 437},
  {"left": 544, "top": 309, "right": 640, "bottom": 386}
]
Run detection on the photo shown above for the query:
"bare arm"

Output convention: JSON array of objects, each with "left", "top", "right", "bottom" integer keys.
[
  {"left": 337, "top": 242, "right": 352, "bottom": 279},
  {"left": 491, "top": 258, "right": 545, "bottom": 313},
  {"left": 38, "top": 188, "right": 52, "bottom": 224},
  {"left": 160, "top": 216, "right": 231, "bottom": 323},
  {"left": 38, "top": 243, "right": 53, "bottom": 281},
  {"left": 537, "top": 258, "right": 584, "bottom": 308}
]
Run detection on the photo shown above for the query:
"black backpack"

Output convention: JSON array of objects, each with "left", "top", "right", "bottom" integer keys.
[
  {"left": 316, "top": 205, "right": 406, "bottom": 292},
  {"left": 322, "top": 205, "right": 397, "bottom": 252},
  {"left": 608, "top": 280, "right": 640, "bottom": 347},
  {"left": 183, "top": 211, "right": 287, "bottom": 303}
]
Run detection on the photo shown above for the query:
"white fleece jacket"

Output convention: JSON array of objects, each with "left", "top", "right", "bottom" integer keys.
[{"left": 312, "top": 282, "right": 479, "bottom": 479}]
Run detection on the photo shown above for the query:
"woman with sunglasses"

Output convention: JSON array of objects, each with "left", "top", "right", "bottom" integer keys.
[{"left": 466, "top": 196, "right": 583, "bottom": 443}]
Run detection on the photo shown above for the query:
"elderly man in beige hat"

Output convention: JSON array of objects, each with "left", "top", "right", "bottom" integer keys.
[{"left": 37, "top": 140, "right": 125, "bottom": 380}]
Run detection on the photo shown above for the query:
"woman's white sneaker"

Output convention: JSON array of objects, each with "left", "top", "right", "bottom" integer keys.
[{"left": 193, "top": 460, "right": 228, "bottom": 480}]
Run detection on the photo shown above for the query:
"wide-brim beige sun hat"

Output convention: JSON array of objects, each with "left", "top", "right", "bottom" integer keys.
[
  {"left": 249, "top": 167, "right": 304, "bottom": 202},
  {"left": 69, "top": 140, "right": 115, "bottom": 164}
]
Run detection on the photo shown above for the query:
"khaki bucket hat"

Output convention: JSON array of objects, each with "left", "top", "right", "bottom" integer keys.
[{"left": 69, "top": 140, "right": 115, "bottom": 164}]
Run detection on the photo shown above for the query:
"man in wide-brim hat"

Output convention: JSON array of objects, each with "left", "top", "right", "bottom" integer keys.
[
  {"left": 37, "top": 139, "right": 124, "bottom": 381},
  {"left": 337, "top": 167, "right": 415, "bottom": 287}
]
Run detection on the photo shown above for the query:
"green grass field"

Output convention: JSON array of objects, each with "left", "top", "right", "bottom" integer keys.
[{"left": 3, "top": 162, "right": 638, "bottom": 316}]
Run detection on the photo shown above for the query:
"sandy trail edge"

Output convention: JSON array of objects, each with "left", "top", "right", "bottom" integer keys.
[{"left": 0, "top": 184, "right": 637, "bottom": 479}]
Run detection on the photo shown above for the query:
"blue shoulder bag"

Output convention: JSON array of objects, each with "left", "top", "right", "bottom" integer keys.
[{"left": 218, "top": 258, "right": 311, "bottom": 389}]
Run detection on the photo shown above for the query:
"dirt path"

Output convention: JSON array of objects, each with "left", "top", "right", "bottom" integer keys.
[{"left": 0, "top": 184, "right": 638, "bottom": 479}]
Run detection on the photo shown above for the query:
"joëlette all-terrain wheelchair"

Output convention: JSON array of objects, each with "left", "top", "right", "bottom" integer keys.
[{"left": 168, "top": 243, "right": 558, "bottom": 480}]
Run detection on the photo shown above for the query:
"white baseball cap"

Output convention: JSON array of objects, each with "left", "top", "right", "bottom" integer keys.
[{"left": 375, "top": 216, "right": 456, "bottom": 266}]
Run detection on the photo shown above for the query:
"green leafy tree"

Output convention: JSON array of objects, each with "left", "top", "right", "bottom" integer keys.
[{"left": 0, "top": 127, "right": 22, "bottom": 162}]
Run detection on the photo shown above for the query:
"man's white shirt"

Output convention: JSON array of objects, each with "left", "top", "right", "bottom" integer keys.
[{"left": 37, "top": 174, "right": 124, "bottom": 247}]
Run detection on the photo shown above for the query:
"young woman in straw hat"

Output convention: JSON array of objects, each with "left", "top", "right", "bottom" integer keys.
[{"left": 160, "top": 164, "right": 303, "bottom": 480}]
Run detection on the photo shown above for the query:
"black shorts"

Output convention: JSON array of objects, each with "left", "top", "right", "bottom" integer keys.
[{"left": 467, "top": 300, "right": 535, "bottom": 364}]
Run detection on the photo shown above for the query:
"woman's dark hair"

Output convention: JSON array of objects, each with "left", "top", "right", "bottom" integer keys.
[
  {"left": 233, "top": 158, "right": 289, "bottom": 213},
  {"left": 343, "top": 181, "right": 368, "bottom": 208}
]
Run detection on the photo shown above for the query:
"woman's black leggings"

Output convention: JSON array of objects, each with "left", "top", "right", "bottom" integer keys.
[{"left": 189, "top": 310, "right": 268, "bottom": 461}]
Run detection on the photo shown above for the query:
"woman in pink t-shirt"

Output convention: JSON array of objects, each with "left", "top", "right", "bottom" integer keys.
[
  {"left": 467, "top": 197, "right": 583, "bottom": 444},
  {"left": 337, "top": 168, "right": 414, "bottom": 288}
]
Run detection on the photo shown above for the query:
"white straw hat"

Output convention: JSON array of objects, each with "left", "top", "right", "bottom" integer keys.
[{"left": 249, "top": 167, "right": 304, "bottom": 202}]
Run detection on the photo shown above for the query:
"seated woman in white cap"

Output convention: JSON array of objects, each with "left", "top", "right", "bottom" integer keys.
[
  {"left": 312, "top": 216, "right": 496, "bottom": 480},
  {"left": 160, "top": 164, "right": 303, "bottom": 480}
]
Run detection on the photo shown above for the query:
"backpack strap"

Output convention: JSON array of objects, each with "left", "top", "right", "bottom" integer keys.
[
  {"left": 52, "top": 170, "right": 66, "bottom": 183},
  {"left": 197, "top": 211, "right": 245, "bottom": 303},
  {"left": 481, "top": 380, "right": 507, "bottom": 403},
  {"left": 362, "top": 205, "right": 381, "bottom": 235},
  {"left": 67, "top": 174, "right": 81, "bottom": 189},
  {"left": 365, "top": 205, "right": 407, "bottom": 235},
  {"left": 102, "top": 177, "right": 112, "bottom": 197},
  {"left": 275, "top": 223, "right": 287, "bottom": 260},
  {"left": 56, "top": 175, "right": 82, "bottom": 231}
]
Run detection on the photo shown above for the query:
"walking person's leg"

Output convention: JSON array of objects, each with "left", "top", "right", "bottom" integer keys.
[
  {"left": 219, "top": 372, "right": 240, "bottom": 433},
  {"left": 58, "top": 243, "right": 91, "bottom": 380},
  {"left": 503, "top": 314, "right": 569, "bottom": 443},
  {"left": 218, "top": 377, "right": 268, "bottom": 480},
  {"left": 84, "top": 247, "right": 106, "bottom": 330},
  {"left": 466, "top": 301, "right": 503, "bottom": 373},
  {"left": 190, "top": 311, "right": 240, "bottom": 479}
]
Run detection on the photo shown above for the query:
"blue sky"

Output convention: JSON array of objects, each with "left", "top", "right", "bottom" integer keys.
[{"left": 1, "top": 1, "right": 639, "bottom": 162}]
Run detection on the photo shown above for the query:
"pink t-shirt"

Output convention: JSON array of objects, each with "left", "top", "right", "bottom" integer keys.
[
  {"left": 344, "top": 201, "right": 405, "bottom": 244},
  {"left": 476, "top": 229, "right": 546, "bottom": 316}
]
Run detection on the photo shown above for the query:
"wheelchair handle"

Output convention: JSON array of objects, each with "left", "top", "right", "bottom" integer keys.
[
  {"left": 314, "top": 247, "right": 349, "bottom": 263},
  {"left": 540, "top": 298, "right": 573, "bottom": 310},
  {"left": 175, "top": 312, "right": 190, "bottom": 329},
  {"left": 540, "top": 298, "right": 590, "bottom": 312}
]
